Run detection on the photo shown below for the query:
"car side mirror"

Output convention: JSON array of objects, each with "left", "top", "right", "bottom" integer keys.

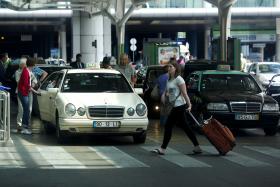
[
  {"left": 47, "top": 88, "right": 59, "bottom": 93},
  {"left": 134, "top": 88, "right": 143, "bottom": 95},
  {"left": 249, "top": 71, "right": 256, "bottom": 75}
]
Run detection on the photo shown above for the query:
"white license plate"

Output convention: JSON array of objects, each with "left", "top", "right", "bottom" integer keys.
[
  {"left": 235, "top": 114, "right": 259, "bottom": 120},
  {"left": 93, "top": 121, "right": 120, "bottom": 128}
]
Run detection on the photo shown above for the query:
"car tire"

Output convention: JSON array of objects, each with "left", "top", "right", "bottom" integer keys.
[
  {"left": 56, "top": 114, "right": 67, "bottom": 143},
  {"left": 133, "top": 131, "right": 147, "bottom": 144},
  {"left": 44, "top": 122, "right": 55, "bottom": 134},
  {"left": 263, "top": 127, "right": 278, "bottom": 136}
]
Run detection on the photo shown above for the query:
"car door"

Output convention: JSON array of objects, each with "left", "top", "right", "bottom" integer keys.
[
  {"left": 37, "top": 72, "right": 63, "bottom": 121},
  {"left": 249, "top": 63, "right": 259, "bottom": 83}
]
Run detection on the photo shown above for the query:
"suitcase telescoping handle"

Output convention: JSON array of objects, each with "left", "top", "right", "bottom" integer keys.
[
  {"left": 188, "top": 111, "right": 201, "bottom": 126},
  {"left": 187, "top": 111, "right": 212, "bottom": 127}
]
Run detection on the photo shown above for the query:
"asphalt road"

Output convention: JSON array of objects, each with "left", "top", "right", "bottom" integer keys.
[{"left": 1, "top": 103, "right": 280, "bottom": 187}]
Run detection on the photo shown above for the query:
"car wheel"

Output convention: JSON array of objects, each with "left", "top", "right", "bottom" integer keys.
[
  {"left": 56, "top": 114, "right": 67, "bottom": 143},
  {"left": 43, "top": 122, "right": 55, "bottom": 134},
  {"left": 263, "top": 127, "right": 278, "bottom": 136},
  {"left": 133, "top": 131, "right": 147, "bottom": 144}
]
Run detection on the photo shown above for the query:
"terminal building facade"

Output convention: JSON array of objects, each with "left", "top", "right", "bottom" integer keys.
[{"left": 0, "top": 0, "right": 279, "bottom": 64}]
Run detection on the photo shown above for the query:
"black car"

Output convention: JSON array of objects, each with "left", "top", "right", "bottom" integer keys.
[
  {"left": 142, "top": 65, "right": 166, "bottom": 117},
  {"left": 185, "top": 69, "right": 280, "bottom": 136},
  {"left": 183, "top": 59, "right": 219, "bottom": 79}
]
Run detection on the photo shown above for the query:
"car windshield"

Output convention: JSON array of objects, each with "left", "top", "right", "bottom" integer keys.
[
  {"left": 201, "top": 74, "right": 261, "bottom": 93},
  {"left": 62, "top": 73, "right": 133, "bottom": 93},
  {"left": 259, "top": 64, "right": 280, "bottom": 74}
]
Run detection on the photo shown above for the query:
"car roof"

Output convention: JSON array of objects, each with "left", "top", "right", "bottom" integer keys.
[
  {"left": 193, "top": 70, "right": 249, "bottom": 75},
  {"left": 36, "top": 64, "right": 71, "bottom": 68},
  {"left": 253, "top": 62, "right": 280, "bottom": 65},
  {"left": 146, "top": 65, "right": 165, "bottom": 68},
  {"left": 64, "top": 68, "right": 122, "bottom": 74}
]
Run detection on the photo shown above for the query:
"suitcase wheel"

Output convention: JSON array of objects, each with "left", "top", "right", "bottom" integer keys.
[{"left": 219, "top": 151, "right": 227, "bottom": 156}]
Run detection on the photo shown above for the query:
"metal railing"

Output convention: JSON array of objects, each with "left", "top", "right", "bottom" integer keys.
[{"left": 0, "top": 88, "right": 13, "bottom": 146}]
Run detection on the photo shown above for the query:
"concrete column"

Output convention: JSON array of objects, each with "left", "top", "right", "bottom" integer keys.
[
  {"left": 80, "top": 12, "right": 105, "bottom": 66},
  {"left": 276, "top": 1, "right": 280, "bottom": 62},
  {"left": 192, "top": 31, "right": 198, "bottom": 58},
  {"left": 103, "top": 16, "right": 112, "bottom": 57},
  {"left": 276, "top": 34, "right": 280, "bottom": 62},
  {"left": 259, "top": 47, "right": 264, "bottom": 62},
  {"left": 72, "top": 11, "right": 81, "bottom": 61},
  {"left": 59, "top": 26, "right": 67, "bottom": 61},
  {"left": 204, "top": 27, "right": 211, "bottom": 59}
]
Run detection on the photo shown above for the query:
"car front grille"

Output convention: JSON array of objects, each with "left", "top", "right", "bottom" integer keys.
[
  {"left": 230, "top": 102, "right": 261, "bottom": 113},
  {"left": 88, "top": 106, "right": 124, "bottom": 117}
]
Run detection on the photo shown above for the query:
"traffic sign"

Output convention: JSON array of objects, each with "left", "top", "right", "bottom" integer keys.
[
  {"left": 130, "top": 38, "right": 137, "bottom": 45},
  {"left": 130, "top": 45, "right": 137, "bottom": 51}
]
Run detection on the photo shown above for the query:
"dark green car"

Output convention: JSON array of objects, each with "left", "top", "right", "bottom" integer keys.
[{"left": 185, "top": 69, "right": 280, "bottom": 136}]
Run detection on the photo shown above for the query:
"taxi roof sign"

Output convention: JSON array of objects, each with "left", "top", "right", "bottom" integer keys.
[{"left": 217, "top": 64, "right": 231, "bottom": 71}]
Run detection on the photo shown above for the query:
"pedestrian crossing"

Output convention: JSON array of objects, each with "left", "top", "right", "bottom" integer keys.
[{"left": 0, "top": 145, "right": 279, "bottom": 169}]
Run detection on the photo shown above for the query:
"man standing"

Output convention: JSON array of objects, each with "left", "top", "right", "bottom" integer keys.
[
  {"left": 71, "top": 53, "right": 85, "bottom": 69},
  {"left": 157, "top": 64, "right": 169, "bottom": 126},
  {"left": 115, "top": 53, "right": 136, "bottom": 87},
  {"left": 32, "top": 61, "right": 48, "bottom": 84}
]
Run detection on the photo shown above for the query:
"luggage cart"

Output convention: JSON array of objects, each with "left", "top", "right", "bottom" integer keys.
[{"left": 0, "top": 86, "right": 13, "bottom": 146}]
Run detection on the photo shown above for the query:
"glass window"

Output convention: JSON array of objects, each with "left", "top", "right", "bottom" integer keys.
[
  {"left": 233, "top": 0, "right": 275, "bottom": 7},
  {"left": 40, "top": 73, "right": 63, "bottom": 90},
  {"left": 200, "top": 74, "right": 261, "bottom": 93},
  {"left": 62, "top": 73, "right": 133, "bottom": 93},
  {"left": 170, "top": 0, "right": 185, "bottom": 8},
  {"left": 146, "top": 0, "right": 203, "bottom": 8},
  {"left": 186, "top": 74, "right": 199, "bottom": 90},
  {"left": 259, "top": 64, "right": 280, "bottom": 74},
  {"left": 250, "top": 64, "right": 257, "bottom": 73}
]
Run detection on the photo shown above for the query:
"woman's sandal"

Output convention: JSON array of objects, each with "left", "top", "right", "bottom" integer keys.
[{"left": 151, "top": 148, "right": 165, "bottom": 155}]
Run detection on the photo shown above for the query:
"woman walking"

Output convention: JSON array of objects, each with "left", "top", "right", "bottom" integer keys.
[{"left": 152, "top": 62, "right": 202, "bottom": 155}]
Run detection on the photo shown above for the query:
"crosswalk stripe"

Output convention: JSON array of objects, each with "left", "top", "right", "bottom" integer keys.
[
  {"left": 0, "top": 147, "right": 22, "bottom": 168},
  {"left": 37, "top": 146, "right": 86, "bottom": 169},
  {"left": 243, "top": 146, "right": 280, "bottom": 159},
  {"left": 89, "top": 146, "right": 149, "bottom": 168},
  {"left": 142, "top": 146, "right": 211, "bottom": 168},
  {"left": 200, "top": 146, "right": 271, "bottom": 167}
]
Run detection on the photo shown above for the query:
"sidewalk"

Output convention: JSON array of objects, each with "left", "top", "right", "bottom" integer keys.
[{"left": 10, "top": 100, "right": 44, "bottom": 134}]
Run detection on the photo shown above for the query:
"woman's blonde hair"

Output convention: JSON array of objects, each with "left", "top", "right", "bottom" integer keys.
[{"left": 119, "top": 53, "right": 129, "bottom": 66}]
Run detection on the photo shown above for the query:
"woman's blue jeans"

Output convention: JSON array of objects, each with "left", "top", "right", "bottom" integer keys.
[{"left": 18, "top": 92, "right": 30, "bottom": 129}]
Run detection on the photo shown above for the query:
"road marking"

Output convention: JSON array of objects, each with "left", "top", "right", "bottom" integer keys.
[
  {"left": 37, "top": 146, "right": 86, "bottom": 169},
  {"left": 244, "top": 146, "right": 280, "bottom": 159},
  {"left": 89, "top": 146, "right": 149, "bottom": 168},
  {"left": 0, "top": 147, "right": 22, "bottom": 168},
  {"left": 200, "top": 146, "right": 271, "bottom": 167},
  {"left": 142, "top": 146, "right": 211, "bottom": 168}
]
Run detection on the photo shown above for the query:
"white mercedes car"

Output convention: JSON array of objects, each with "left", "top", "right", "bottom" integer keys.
[
  {"left": 37, "top": 69, "right": 148, "bottom": 143},
  {"left": 248, "top": 62, "right": 280, "bottom": 88}
]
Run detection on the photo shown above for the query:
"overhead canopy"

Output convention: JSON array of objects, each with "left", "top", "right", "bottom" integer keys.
[{"left": 0, "top": 0, "right": 113, "bottom": 11}]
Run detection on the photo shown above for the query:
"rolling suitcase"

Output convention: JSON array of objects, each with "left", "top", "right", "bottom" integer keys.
[{"left": 188, "top": 112, "right": 236, "bottom": 155}]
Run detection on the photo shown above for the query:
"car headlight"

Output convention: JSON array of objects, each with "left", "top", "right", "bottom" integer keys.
[
  {"left": 65, "top": 103, "right": 76, "bottom": 116},
  {"left": 77, "top": 107, "right": 86, "bottom": 116},
  {"left": 207, "top": 103, "right": 229, "bottom": 111},
  {"left": 136, "top": 103, "right": 147, "bottom": 116},
  {"left": 127, "top": 107, "right": 135, "bottom": 116},
  {"left": 263, "top": 103, "right": 279, "bottom": 112}
]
